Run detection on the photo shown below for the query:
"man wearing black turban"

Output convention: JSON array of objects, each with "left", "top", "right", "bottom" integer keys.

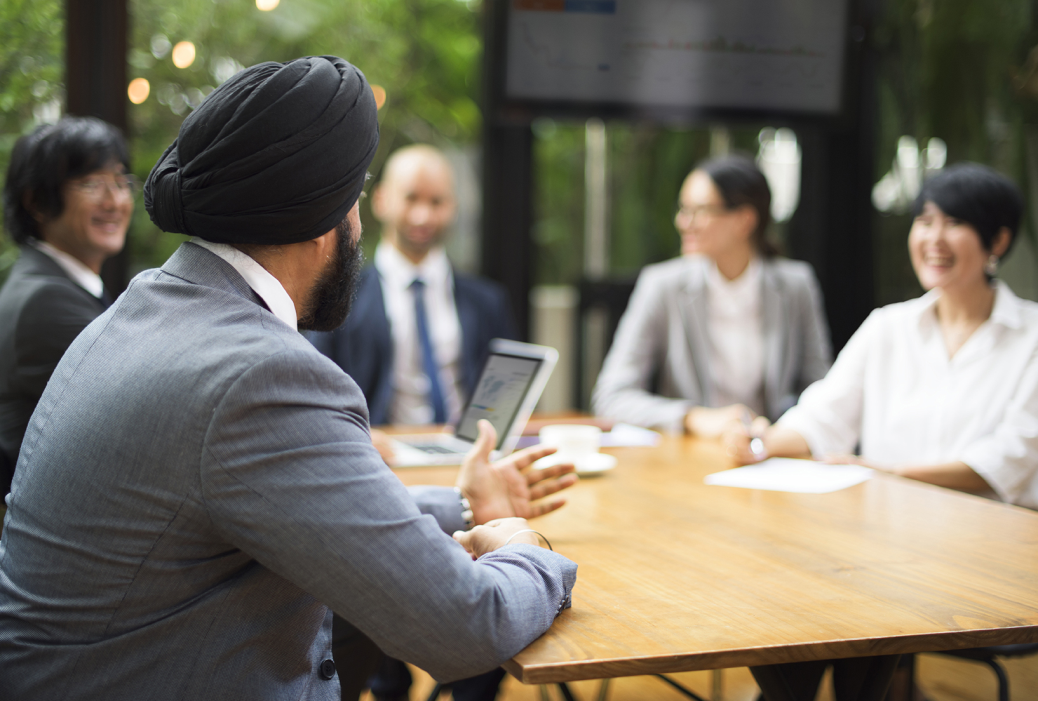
[{"left": 0, "top": 56, "right": 578, "bottom": 701}]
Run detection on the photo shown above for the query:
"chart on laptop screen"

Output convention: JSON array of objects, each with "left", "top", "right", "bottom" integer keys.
[
  {"left": 506, "top": 0, "right": 849, "bottom": 114},
  {"left": 456, "top": 354, "right": 541, "bottom": 445}
]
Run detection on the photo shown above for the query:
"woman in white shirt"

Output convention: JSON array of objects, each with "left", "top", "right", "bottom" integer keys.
[
  {"left": 728, "top": 162, "right": 1038, "bottom": 510},
  {"left": 592, "top": 155, "right": 832, "bottom": 436}
]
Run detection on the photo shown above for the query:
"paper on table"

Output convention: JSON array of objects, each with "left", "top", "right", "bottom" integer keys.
[{"left": 704, "top": 458, "right": 872, "bottom": 494}]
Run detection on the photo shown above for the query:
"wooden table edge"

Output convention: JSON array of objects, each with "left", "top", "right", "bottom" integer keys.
[{"left": 503, "top": 625, "right": 1038, "bottom": 684}]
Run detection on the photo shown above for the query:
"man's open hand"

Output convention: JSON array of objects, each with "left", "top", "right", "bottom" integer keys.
[{"left": 457, "top": 419, "right": 578, "bottom": 525}]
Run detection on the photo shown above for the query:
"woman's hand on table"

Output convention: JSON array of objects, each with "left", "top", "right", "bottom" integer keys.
[
  {"left": 721, "top": 414, "right": 772, "bottom": 464},
  {"left": 457, "top": 419, "right": 578, "bottom": 525},
  {"left": 453, "top": 517, "right": 541, "bottom": 560},
  {"left": 686, "top": 404, "right": 763, "bottom": 438}
]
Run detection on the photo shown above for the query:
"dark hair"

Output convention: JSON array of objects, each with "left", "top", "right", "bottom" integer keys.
[
  {"left": 2, "top": 116, "right": 130, "bottom": 244},
  {"left": 913, "top": 162, "right": 1023, "bottom": 256},
  {"left": 698, "top": 154, "right": 777, "bottom": 257}
]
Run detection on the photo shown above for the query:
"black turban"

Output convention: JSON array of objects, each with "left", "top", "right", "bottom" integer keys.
[{"left": 144, "top": 56, "right": 379, "bottom": 245}]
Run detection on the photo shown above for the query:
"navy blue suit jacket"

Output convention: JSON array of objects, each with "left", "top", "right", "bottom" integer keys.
[{"left": 309, "top": 266, "right": 517, "bottom": 425}]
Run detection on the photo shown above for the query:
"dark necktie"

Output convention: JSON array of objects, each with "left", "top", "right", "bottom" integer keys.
[{"left": 410, "top": 278, "right": 448, "bottom": 423}]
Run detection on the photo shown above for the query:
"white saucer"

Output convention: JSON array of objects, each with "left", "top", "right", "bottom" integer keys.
[{"left": 535, "top": 452, "right": 617, "bottom": 476}]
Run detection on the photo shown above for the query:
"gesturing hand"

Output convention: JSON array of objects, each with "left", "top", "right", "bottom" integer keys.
[{"left": 457, "top": 419, "right": 578, "bottom": 525}]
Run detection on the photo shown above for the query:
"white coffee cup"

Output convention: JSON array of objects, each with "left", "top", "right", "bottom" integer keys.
[{"left": 538, "top": 424, "right": 602, "bottom": 460}]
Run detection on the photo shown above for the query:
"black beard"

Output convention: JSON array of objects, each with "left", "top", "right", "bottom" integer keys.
[{"left": 297, "top": 217, "right": 363, "bottom": 332}]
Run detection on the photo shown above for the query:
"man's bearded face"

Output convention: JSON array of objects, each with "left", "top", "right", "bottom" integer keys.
[{"left": 298, "top": 216, "right": 363, "bottom": 332}]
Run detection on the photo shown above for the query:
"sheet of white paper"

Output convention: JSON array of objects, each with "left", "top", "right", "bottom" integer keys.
[{"left": 704, "top": 458, "right": 873, "bottom": 494}]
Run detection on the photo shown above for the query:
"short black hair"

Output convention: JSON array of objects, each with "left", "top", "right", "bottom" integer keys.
[
  {"left": 697, "top": 154, "right": 777, "bottom": 257},
  {"left": 2, "top": 116, "right": 130, "bottom": 244},
  {"left": 913, "top": 162, "right": 1023, "bottom": 256}
]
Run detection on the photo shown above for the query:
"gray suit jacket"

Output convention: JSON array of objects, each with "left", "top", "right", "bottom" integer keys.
[
  {"left": 592, "top": 256, "right": 832, "bottom": 432},
  {"left": 0, "top": 242, "right": 576, "bottom": 701}
]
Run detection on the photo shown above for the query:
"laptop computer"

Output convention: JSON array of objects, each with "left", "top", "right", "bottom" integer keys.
[{"left": 387, "top": 339, "right": 558, "bottom": 467}]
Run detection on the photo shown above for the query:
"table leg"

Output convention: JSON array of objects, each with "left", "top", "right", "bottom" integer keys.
[{"left": 752, "top": 655, "right": 901, "bottom": 701}]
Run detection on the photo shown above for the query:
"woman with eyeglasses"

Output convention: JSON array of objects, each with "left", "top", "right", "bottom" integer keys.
[
  {"left": 592, "top": 154, "right": 832, "bottom": 437},
  {"left": 726, "top": 162, "right": 1038, "bottom": 510},
  {"left": 0, "top": 116, "right": 134, "bottom": 493}
]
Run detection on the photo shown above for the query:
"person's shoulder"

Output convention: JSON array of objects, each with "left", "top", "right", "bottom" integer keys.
[
  {"left": 765, "top": 256, "right": 818, "bottom": 283},
  {"left": 633, "top": 256, "right": 701, "bottom": 291},
  {"left": 453, "top": 268, "right": 505, "bottom": 292},
  {"left": 3, "top": 269, "right": 102, "bottom": 321}
]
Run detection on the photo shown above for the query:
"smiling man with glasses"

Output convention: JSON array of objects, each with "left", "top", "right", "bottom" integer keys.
[{"left": 0, "top": 116, "right": 133, "bottom": 493}]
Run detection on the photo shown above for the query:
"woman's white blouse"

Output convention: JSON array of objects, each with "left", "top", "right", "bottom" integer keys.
[{"left": 778, "top": 280, "right": 1038, "bottom": 509}]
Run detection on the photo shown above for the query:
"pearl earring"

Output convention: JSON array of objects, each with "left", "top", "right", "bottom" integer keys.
[{"left": 985, "top": 254, "right": 999, "bottom": 277}]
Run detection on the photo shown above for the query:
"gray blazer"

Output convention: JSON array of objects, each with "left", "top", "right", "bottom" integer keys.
[
  {"left": 0, "top": 243, "right": 576, "bottom": 701},
  {"left": 592, "top": 256, "right": 832, "bottom": 432}
]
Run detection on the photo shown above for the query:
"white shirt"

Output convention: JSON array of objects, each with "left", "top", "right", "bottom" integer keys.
[
  {"left": 374, "top": 242, "right": 463, "bottom": 425},
  {"left": 779, "top": 280, "right": 1038, "bottom": 509},
  {"left": 30, "top": 239, "right": 105, "bottom": 299},
  {"left": 704, "top": 256, "right": 765, "bottom": 414},
  {"left": 189, "top": 238, "right": 298, "bottom": 330}
]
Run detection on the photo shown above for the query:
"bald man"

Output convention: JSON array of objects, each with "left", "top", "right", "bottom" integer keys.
[{"left": 309, "top": 144, "right": 517, "bottom": 428}]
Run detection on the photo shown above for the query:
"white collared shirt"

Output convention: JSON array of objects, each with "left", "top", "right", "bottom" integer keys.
[
  {"left": 779, "top": 280, "right": 1038, "bottom": 509},
  {"left": 374, "top": 242, "right": 463, "bottom": 425},
  {"left": 704, "top": 255, "right": 765, "bottom": 414},
  {"left": 30, "top": 239, "right": 105, "bottom": 299},
  {"left": 189, "top": 238, "right": 298, "bottom": 330}
]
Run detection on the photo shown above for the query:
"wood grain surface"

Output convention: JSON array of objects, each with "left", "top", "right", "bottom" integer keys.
[{"left": 392, "top": 433, "right": 1038, "bottom": 684}]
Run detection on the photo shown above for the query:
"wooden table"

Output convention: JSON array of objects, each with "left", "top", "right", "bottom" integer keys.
[{"left": 393, "top": 433, "right": 1038, "bottom": 691}]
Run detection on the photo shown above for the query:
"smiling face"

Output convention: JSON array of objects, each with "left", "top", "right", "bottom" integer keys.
[
  {"left": 372, "top": 148, "right": 456, "bottom": 265},
  {"left": 36, "top": 162, "right": 133, "bottom": 273},
  {"left": 674, "top": 170, "right": 755, "bottom": 260},
  {"left": 909, "top": 201, "right": 999, "bottom": 293}
]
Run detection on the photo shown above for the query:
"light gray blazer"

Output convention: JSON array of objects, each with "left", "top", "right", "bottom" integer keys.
[
  {"left": 592, "top": 256, "right": 832, "bottom": 432},
  {"left": 0, "top": 243, "right": 576, "bottom": 701}
]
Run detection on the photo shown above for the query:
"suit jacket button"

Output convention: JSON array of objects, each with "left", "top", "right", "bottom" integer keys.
[{"left": 320, "top": 659, "right": 336, "bottom": 680}]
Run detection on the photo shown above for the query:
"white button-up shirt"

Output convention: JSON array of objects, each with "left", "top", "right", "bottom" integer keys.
[
  {"left": 704, "top": 255, "right": 764, "bottom": 414},
  {"left": 189, "top": 238, "right": 298, "bottom": 330},
  {"left": 779, "top": 280, "right": 1038, "bottom": 509},
  {"left": 30, "top": 239, "right": 105, "bottom": 300},
  {"left": 374, "top": 242, "right": 463, "bottom": 425}
]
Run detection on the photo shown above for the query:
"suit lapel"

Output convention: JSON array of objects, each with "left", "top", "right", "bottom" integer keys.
[
  {"left": 677, "top": 258, "right": 715, "bottom": 406},
  {"left": 351, "top": 268, "right": 394, "bottom": 425},
  {"left": 760, "top": 261, "right": 785, "bottom": 418},
  {"left": 452, "top": 273, "right": 481, "bottom": 395}
]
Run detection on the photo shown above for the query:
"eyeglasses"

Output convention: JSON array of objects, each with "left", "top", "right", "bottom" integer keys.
[
  {"left": 68, "top": 174, "right": 139, "bottom": 202},
  {"left": 675, "top": 203, "right": 732, "bottom": 221}
]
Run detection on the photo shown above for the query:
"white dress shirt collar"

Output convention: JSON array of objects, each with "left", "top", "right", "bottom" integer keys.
[
  {"left": 29, "top": 238, "right": 105, "bottom": 299},
  {"left": 914, "top": 280, "right": 1022, "bottom": 336},
  {"left": 374, "top": 241, "right": 452, "bottom": 291},
  {"left": 189, "top": 238, "right": 298, "bottom": 330},
  {"left": 703, "top": 255, "right": 762, "bottom": 306}
]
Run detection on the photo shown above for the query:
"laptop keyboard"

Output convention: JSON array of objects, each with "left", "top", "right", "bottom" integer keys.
[{"left": 406, "top": 442, "right": 466, "bottom": 454}]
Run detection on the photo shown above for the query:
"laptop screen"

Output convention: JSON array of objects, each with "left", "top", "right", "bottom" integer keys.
[{"left": 454, "top": 353, "right": 543, "bottom": 449}]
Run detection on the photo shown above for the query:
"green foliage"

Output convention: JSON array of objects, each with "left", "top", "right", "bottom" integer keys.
[
  {"left": 0, "top": 0, "right": 63, "bottom": 282},
  {"left": 532, "top": 120, "right": 761, "bottom": 286},
  {"left": 873, "top": 0, "right": 1038, "bottom": 305},
  {"left": 127, "top": 0, "right": 484, "bottom": 272}
]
